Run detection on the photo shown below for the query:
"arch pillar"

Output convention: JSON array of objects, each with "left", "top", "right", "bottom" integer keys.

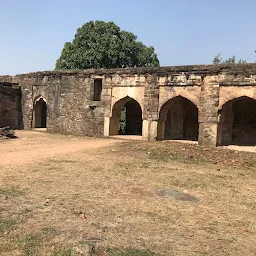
[
  {"left": 198, "top": 76, "right": 219, "bottom": 146},
  {"left": 142, "top": 119, "right": 158, "bottom": 141}
]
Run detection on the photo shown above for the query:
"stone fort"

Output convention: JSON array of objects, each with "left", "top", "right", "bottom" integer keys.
[{"left": 0, "top": 63, "right": 256, "bottom": 146}]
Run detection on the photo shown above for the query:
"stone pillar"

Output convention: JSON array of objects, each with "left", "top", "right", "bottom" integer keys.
[
  {"left": 198, "top": 76, "right": 219, "bottom": 146},
  {"left": 102, "top": 78, "right": 113, "bottom": 137},
  {"left": 198, "top": 122, "right": 218, "bottom": 146},
  {"left": 20, "top": 85, "right": 34, "bottom": 130},
  {"left": 142, "top": 120, "right": 149, "bottom": 140},
  {"left": 143, "top": 75, "right": 159, "bottom": 141},
  {"left": 149, "top": 120, "right": 158, "bottom": 141},
  {"left": 104, "top": 117, "right": 110, "bottom": 136}
]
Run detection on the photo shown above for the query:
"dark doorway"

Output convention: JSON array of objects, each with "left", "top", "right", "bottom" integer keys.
[
  {"left": 158, "top": 96, "right": 199, "bottom": 141},
  {"left": 109, "top": 97, "right": 142, "bottom": 136},
  {"left": 122, "top": 100, "right": 142, "bottom": 135},
  {"left": 34, "top": 98, "right": 47, "bottom": 128},
  {"left": 218, "top": 97, "right": 256, "bottom": 146}
]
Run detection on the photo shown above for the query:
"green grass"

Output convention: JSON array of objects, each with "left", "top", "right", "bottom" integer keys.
[
  {"left": 17, "top": 232, "right": 42, "bottom": 256},
  {"left": 51, "top": 247, "right": 77, "bottom": 256},
  {"left": 41, "top": 227, "right": 60, "bottom": 237},
  {"left": 107, "top": 248, "right": 159, "bottom": 256},
  {"left": 0, "top": 218, "right": 19, "bottom": 233},
  {"left": 0, "top": 187, "right": 24, "bottom": 197}
]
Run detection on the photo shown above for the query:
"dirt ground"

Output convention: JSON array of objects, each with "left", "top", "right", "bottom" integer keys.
[{"left": 0, "top": 131, "right": 255, "bottom": 256}]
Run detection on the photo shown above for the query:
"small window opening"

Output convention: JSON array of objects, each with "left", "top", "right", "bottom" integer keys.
[{"left": 93, "top": 79, "right": 102, "bottom": 101}]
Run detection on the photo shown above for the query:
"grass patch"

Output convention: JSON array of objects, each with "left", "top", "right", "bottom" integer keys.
[
  {"left": 51, "top": 246, "right": 77, "bottom": 256},
  {"left": 41, "top": 227, "right": 60, "bottom": 237},
  {"left": 0, "top": 209, "right": 31, "bottom": 234},
  {"left": 216, "top": 175, "right": 228, "bottom": 179},
  {"left": 0, "top": 218, "right": 19, "bottom": 233},
  {"left": 0, "top": 187, "right": 24, "bottom": 197},
  {"left": 17, "top": 232, "right": 42, "bottom": 256},
  {"left": 107, "top": 248, "right": 159, "bottom": 256}
]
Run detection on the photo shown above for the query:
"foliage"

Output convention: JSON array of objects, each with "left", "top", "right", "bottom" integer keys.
[
  {"left": 55, "top": 21, "right": 159, "bottom": 70},
  {"left": 119, "top": 106, "right": 126, "bottom": 134},
  {"left": 212, "top": 53, "right": 246, "bottom": 64}
]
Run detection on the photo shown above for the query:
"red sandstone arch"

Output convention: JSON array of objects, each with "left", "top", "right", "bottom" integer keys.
[
  {"left": 109, "top": 96, "right": 143, "bottom": 136},
  {"left": 217, "top": 96, "right": 256, "bottom": 146},
  {"left": 157, "top": 96, "right": 199, "bottom": 141},
  {"left": 33, "top": 96, "right": 47, "bottom": 128}
]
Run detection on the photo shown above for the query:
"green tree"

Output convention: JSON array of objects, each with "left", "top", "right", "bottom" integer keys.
[
  {"left": 119, "top": 106, "right": 126, "bottom": 134},
  {"left": 212, "top": 53, "right": 246, "bottom": 64},
  {"left": 213, "top": 53, "right": 223, "bottom": 64},
  {"left": 55, "top": 21, "right": 159, "bottom": 70}
]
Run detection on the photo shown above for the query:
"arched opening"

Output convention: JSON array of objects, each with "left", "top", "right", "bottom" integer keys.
[
  {"left": 218, "top": 96, "right": 256, "bottom": 146},
  {"left": 109, "top": 97, "right": 142, "bottom": 136},
  {"left": 157, "top": 96, "right": 199, "bottom": 141},
  {"left": 34, "top": 98, "right": 47, "bottom": 128}
]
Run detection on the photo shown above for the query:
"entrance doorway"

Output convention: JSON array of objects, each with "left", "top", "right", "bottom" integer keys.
[{"left": 34, "top": 98, "right": 47, "bottom": 128}]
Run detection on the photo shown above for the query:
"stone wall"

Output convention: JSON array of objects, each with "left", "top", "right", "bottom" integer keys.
[
  {"left": 12, "top": 73, "right": 107, "bottom": 137},
  {"left": 0, "top": 83, "right": 23, "bottom": 129},
  {"left": 0, "top": 63, "right": 256, "bottom": 146}
]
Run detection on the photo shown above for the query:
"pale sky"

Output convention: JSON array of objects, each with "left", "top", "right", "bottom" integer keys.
[{"left": 1, "top": 0, "right": 255, "bottom": 75}]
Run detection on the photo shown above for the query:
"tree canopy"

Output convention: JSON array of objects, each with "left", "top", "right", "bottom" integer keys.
[
  {"left": 212, "top": 53, "right": 246, "bottom": 64},
  {"left": 55, "top": 21, "right": 159, "bottom": 70}
]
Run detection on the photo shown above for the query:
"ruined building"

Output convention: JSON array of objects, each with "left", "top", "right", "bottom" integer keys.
[{"left": 0, "top": 63, "right": 256, "bottom": 146}]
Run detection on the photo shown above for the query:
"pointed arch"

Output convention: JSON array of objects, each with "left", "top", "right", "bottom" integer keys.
[
  {"left": 33, "top": 95, "right": 47, "bottom": 128},
  {"left": 219, "top": 93, "right": 256, "bottom": 109},
  {"left": 217, "top": 96, "right": 256, "bottom": 146},
  {"left": 159, "top": 94, "right": 199, "bottom": 114},
  {"left": 157, "top": 96, "right": 199, "bottom": 141},
  {"left": 109, "top": 96, "right": 143, "bottom": 136}
]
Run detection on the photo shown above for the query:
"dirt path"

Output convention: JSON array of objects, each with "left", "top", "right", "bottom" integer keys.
[
  {"left": 223, "top": 145, "right": 256, "bottom": 153},
  {"left": 0, "top": 131, "right": 120, "bottom": 166}
]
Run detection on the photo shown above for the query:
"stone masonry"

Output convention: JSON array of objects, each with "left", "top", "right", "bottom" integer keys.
[
  {"left": 0, "top": 82, "right": 23, "bottom": 129},
  {"left": 0, "top": 63, "right": 256, "bottom": 146}
]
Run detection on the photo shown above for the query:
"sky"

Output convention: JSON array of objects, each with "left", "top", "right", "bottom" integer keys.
[{"left": 0, "top": 0, "right": 255, "bottom": 75}]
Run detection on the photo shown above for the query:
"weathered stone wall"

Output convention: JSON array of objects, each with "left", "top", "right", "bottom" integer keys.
[
  {"left": 0, "top": 63, "right": 256, "bottom": 146},
  {"left": 4, "top": 73, "right": 107, "bottom": 137},
  {"left": 0, "top": 82, "right": 23, "bottom": 129}
]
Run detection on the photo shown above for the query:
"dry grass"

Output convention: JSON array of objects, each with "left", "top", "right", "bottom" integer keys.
[{"left": 0, "top": 131, "right": 255, "bottom": 256}]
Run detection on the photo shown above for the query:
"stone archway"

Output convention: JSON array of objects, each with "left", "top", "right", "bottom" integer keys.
[
  {"left": 217, "top": 96, "right": 256, "bottom": 146},
  {"left": 157, "top": 96, "right": 199, "bottom": 141},
  {"left": 109, "top": 96, "right": 142, "bottom": 136},
  {"left": 34, "top": 97, "right": 47, "bottom": 128}
]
